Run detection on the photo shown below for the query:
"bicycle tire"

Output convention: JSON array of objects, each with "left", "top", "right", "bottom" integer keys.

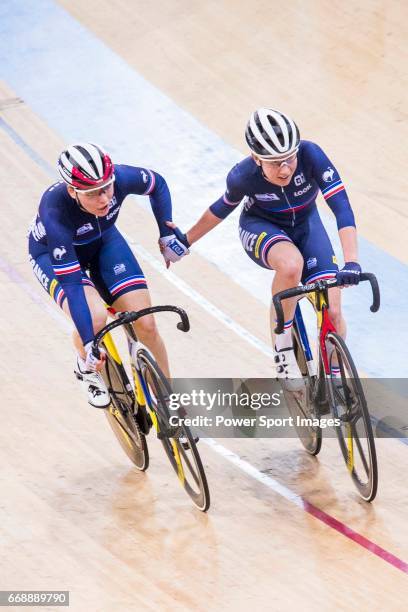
[
  {"left": 102, "top": 347, "right": 149, "bottom": 471},
  {"left": 287, "top": 324, "right": 322, "bottom": 456},
  {"left": 326, "top": 332, "right": 378, "bottom": 501},
  {"left": 137, "top": 349, "right": 210, "bottom": 512}
]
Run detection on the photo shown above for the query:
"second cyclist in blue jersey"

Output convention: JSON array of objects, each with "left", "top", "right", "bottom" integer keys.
[
  {"left": 166, "top": 108, "right": 361, "bottom": 384},
  {"left": 28, "top": 143, "right": 187, "bottom": 409}
]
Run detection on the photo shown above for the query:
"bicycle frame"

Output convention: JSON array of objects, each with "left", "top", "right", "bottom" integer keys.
[
  {"left": 274, "top": 275, "right": 380, "bottom": 499},
  {"left": 101, "top": 307, "right": 186, "bottom": 483},
  {"left": 91, "top": 304, "right": 210, "bottom": 510},
  {"left": 293, "top": 288, "right": 363, "bottom": 475},
  {"left": 294, "top": 289, "right": 336, "bottom": 382}
]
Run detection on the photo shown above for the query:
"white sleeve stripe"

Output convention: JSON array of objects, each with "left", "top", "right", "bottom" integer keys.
[{"left": 223, "top": 194, "right": 240, "bottom": 206}]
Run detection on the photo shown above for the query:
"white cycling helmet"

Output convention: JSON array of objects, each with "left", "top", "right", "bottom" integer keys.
[
  {"left": 245, "top": 108, "right": 300, "bottom": 160},
  {"left": 57, "top": 142, "right": 114, "bottom": 190}
]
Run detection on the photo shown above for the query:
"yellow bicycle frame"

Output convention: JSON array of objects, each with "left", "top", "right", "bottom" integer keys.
[{"left": 104, "top": 328, "right": 185, "bottom": 483}]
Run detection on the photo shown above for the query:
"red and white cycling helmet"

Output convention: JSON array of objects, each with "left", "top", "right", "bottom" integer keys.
[
  {"left": 245, "top": 108, "right": 300, "bottom": 160},
  {"left": 57, "top": 142, "right": 114, "bottom": 190}
]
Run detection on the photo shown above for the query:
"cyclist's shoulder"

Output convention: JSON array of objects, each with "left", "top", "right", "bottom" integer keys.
[
  {"left": 298, "top": 139, "right": 323, "bottom": 157},
  {"left": 227, "top": 156, "right": 258, "bottom": 187},
  {"left": 40, "top": 180, "right": 68, "bottom": 204},
  {"left": 298, "top": 140, "right": 330, "bottom": 164},
  {"left": 113, "top": 163, "right": 132, "bottom": 177},
  {"left": 39, "top": 181, "right": 72, "bottom": 224},
  {"left": 115, "top": 162, "right": 156, "bottom": 179},
  {"left": 114, "top": 163, "right": 156, "bottom": 193}
]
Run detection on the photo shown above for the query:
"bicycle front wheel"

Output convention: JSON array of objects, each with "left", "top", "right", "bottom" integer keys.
[
  {"left": 102, "top": 347, "right": 149, "bottom": 471},
  {"left": 326, "top": 333, "right": 378, "bottom": 501},
  {"left": 137, "top": 349, "right": 210, "bottom": 511}
]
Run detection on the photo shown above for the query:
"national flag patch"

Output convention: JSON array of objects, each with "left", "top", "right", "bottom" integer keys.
[
  {"left": 53, "top": 261, "right": 81, "bottom": 276},
  {"left": 322, "top": 180, "right": 345, "bottom": 200}
]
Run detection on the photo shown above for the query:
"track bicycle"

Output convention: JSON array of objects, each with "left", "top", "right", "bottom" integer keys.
[
  {"left": 91, "top": 305, "right": 210, "bottom": 512},
  {"left": 273, "top": 273, "right": 380, "bottom": 502}
]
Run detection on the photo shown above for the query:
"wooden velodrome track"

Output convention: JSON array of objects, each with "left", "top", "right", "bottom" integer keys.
[{"left": 1, "top": 1, "right": 407, "bottom": 610}]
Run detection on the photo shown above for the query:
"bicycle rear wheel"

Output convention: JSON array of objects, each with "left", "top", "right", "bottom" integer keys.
[
  {"left": 137, "top": 349, "right": 210, "bottom": 512},
  {"left": 102, "top": 347, "right": 149, "bottom": 471},
  {"left": 287, "top": 324, "right": 322, "bottom": 456},
  {"left": 326, "top": 333, "right": 378, "bottom": 501}
]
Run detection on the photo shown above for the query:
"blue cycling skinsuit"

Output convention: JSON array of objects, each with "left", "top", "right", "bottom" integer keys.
[
  {"left": 209, "top": 140, "right": 355, "bottom": 281},
  {"left": 28, "top": 164, "right": 173, "bottom": 345}
]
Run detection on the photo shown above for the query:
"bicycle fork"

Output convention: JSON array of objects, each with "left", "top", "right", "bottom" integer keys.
[
  {"left": 122, "top": 331, "right": 158, "bottom": 430},
  {"left": 318, "top": 312, "right": 355, "bottom": 473}
]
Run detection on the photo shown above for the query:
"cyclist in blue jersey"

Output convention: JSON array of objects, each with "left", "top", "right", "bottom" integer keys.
[
  {"left": 28, "top": 143, "right": 188, "bottom": 408},
  {"left": 164, "top": 109, "right": 361, "bottom": 386}
]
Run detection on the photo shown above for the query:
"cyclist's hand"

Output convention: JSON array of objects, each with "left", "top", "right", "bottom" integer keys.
[
  {"left": 165, "top": 222, "right": 190, "bottom": 248},
  {"left": 336, "top": 262, "right": 361, "bottom": 286},
  {"left": 84, "top": 342, "right": 106, "bottom": 372},
  {"left": 159, "top": 229, "right": 189, "bottom": 267}
]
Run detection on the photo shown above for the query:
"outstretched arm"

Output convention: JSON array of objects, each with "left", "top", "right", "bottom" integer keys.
[
  {"left": 161, "top": 165, "right": 245, "bottom": 264},
  {"left": 186, "top": 208, "right": 224, "bottom": 245},
  {"left": 183, "top": 169, "right": 246, "bottom": 245}
]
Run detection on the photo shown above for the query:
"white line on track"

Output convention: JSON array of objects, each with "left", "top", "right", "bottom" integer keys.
[{"left": 202, "top": 438, "right": 302, "bottom": 504}]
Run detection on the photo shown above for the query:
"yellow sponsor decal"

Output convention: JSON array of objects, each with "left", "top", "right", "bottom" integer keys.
[
  {"left": 332, "top": 255, "right": 338, "bottom": 265},
  {"left": 255, "top": 232, "right": 267, "bottom": 258},
  {"left": 49, "top": 278, "right": 58, "bottom": 299}
]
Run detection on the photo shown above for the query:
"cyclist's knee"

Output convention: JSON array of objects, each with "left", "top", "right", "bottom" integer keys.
[
  {"left": 134, "top": 315, "right": 158, "bottom": 342},
  {"left": 273, "top": 256, "right": 303, "bottom": 282},
  {"left": 63, "top": 294, "right": 106, "bottom": 334},
  {"left": 267, "top": 242, "right": 303, "bottom": 277}
]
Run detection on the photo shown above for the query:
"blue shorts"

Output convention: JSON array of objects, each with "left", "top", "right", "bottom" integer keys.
[
  {"left": 238, "top": 206, "right": 338, "bottom": 283},
  {"left": 28, "top": 226, "right": 147, "bottom": 309}
]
